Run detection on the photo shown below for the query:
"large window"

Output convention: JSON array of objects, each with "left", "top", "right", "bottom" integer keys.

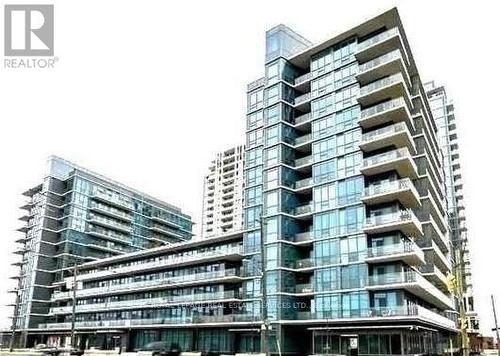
[
  {"left": 311, "top": 73, "right": 333, "bottom": 98},
  {"left": 264, "top": 168, "right": 279, "bottom": 190},
  {"left": 265, "top": 105, "right": 280, "bottom": 126},
  {"left": 264, "top": 146, "right": 279, "bottom": 166},
  {"left": 246, "top": 186, "right": 262, "bottom": 206},
  {"left": 266, "top": 61, "right": 280, "bottom": 85},
  {"left": 265, "top": 191, "right": 279, "bottom": 215},
  {"left": 311, "top": 49, "right": 333, "bottom": 77},
  {"left": 313, "top": 183, "right": 336, "bottom": 212},
  {"left": 246, "top": 167, "right": 262, "bottom": 186},
  {"left": 247, "top": 110, "right": 263, "bottom": 130},
  {"left": 246, "top": 148, "right": 262, "bottom": 167},
  {"left": 313, "top": 160, "right": 336, "bottom": 184},
  {"left": 245, "top": 206, "right": 262, "bottom": 229},
  {"left": 313, "top": 136, "right": 336, "bottom": 162},
  {"left": 334, "top": 84, "right": 359, "bottom": 111},
  {"left": 333, "top": 63, "right": 358, "bottom": 89},
  {"left": 265, "top": 125, "right": 280, "bottom": 146},
  {"left": 337, "top": 152, "right": 362, "bottom": 179},
  {"left": 333, "top": 39, "right": 356, "bottom": 68},
  {"left": 313, "top": 205, "right": 365, "bottom": 237},
  {"left": 248, "top": 90, "right": 263, "bottom": 112},
  {"left": 247, "top": 128, "right": 263, "bottom": 148},
  {"left": 265, "top": 85, "right": 280, "bottom": 106},
  {"left": 311, "top": 94, "right": 334, "bottom": 119}
]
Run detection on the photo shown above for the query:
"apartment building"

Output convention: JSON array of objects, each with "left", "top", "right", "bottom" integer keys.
[
  {"left": 33, "top": 231, "right": 250, "bottom": 352},
  {"left": 202, "top": 145, "right": 245, "bottom": 237},
  {"left": 10, "top": 156, "right": 193, "bottom": 347},
  {"left": 425, "top": 82, "right": 480, "bottom": 338},
  {"left": 243, "top": 7, "right": 457, "bottom": 355}
]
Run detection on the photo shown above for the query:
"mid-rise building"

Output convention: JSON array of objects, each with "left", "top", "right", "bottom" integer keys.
[
  {"left": 426, "top": 82, "right": 480, "bottom": 339},
  {"left": 243, "top": 8, "right": 457, "bottom": 355},
  {"left": 10, "top": 156, "right": 193, "bottom": 347},
  {"left": 202, "top": 145, "right": 245, "bottom": 238}
]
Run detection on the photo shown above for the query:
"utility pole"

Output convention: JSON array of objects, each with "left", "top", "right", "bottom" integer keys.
[
  {"left": 258, "top": 215, "right": 269, "bottom": 356},
  {"left": 70, "top": 263, "right": 78, "bottom": 349},
  {"left": 491, "top": 295, "right": 500, "bottom": 356}
]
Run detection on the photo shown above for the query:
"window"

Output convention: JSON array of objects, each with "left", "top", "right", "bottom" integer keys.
[
  {"left": 313, "top": 205, "right": 364, "bottom": 237},
  {"left": 264, "top": 146, "right": 279, "bottom": 167},
  {"left": 266, "top": 245, "right": 278, "bottom": 269},
  {"left": 313, "top": 183, "right": 336, "bottom": 212},
  {"left": 312, "top": 115, "right": 335, "bottom": 139},
  {"left": 265, "top": 217, "right": 278, "bottom": 242},
  {"left": 246, "top": 186, "right": 262, "bottom": 206},
  {"left": 311, "top": 94, "right": 334, "bottom": 118},
  {"left": 335, "top": 106, "right": 360, "bottom": 131},
  {"left": 245, "top": 206, "right": 262, "bottom": 229},
  {"left": 313, "top": 160, "right": 336, "bottom": 184},
  {"left": 336, "top": 129, "right": 361, "bottom": 155},
  {"left": 311, "top": 73, "right": 333, "bottom": 98},
  {"left": 311, "top": 49, "right": 333, "bottom": 77},
  {"left": 313, "top": 137, "right": 336, "bottom": 162},
  {"left": 337, "top": 152, "right": 362, "bottom": 178},
  {"left": 333, "top": 63, "right": 358, "bottom": 89},
  {"left": 246, "top": 167, "right": 262, "bottom": 186},
  {"left": 266, "top": 61, "right": 280, "bottom": 85},
  {"left": 265, "top": 125, "right": 279, "bottom": 146},
  {"left": 265, "top": 191, "right": 279, "bottom": 215},
  {"left": 333, "top": 39, "right": 356, "bottom": 68},
  {"left": 264, "top": 168, "right": 279, "bottom": 190},
  {"left": 247, "top": 110, "right": 263, "bottom": 130},
  {"left": 246, "top": 148, "right": 262, "bottom": 167},
  {"left": 248, "top": 90, "right": 263, "bottom": 112},
  {"left": 247, "top": 129, "right": 263, "bottom": 148},
  {"left": 266, "top": 85, "right": 280, "bottom": 106},
  {"left": 265, "top": 105, "right": 279, "bottom": 126},
  {"left": 334, "top": 84, "right": 359, "bottom": 111}
]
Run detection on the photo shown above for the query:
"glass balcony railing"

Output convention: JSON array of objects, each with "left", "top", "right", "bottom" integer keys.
[
  {"left": 294, "top": 112, "right": 311, "bottom": 125},
  {"left": 358, "top": 49, "right": 404, "bottom": 73},
  {"left": 361, "top": 122, "right": 408, "bottom": 143},
  {"left": 295, "top": 155, "right": 313, "bottom": 167},
  {"left": 367, "top": 242, "right": 421, "bottom": 258},
  {"left": 295, "top": 133, "right": 312, "bottom": 146},
  {"left": 362, "top": 147, "right": 412, "bottom": 168},
  {"left": 365, "top": 209, "right": 419, "bottom": 229},
  {"left": 368, "top": 270, "right": 416, "bottom": 286},
  {"left": 363, "top": 178, "right": 414, "bottom": 198},
  {"left": 360, "top": 97, "right": 406, "bottom": 120},
  {"left": 89, "top": 202, "right": 132, "bottom": 221},
  {"left": 359, "top": 73, "right": 404, "bottom": 97},
  {"left": 293, "top": 203, "right": 313, "bottom": 216},
  {"left": 294, "top": 92, "right": 311, "bottom": 106},
  {"left": 357, "top": 27, "right": 400, "bottom": 52},
  {"left": 50, "top": 290, "right": 239, "bottom": 314},
  {"left": 91, "top": 189, "right": 133, "bottom": 210},
  {"left": 52, "top": 269, "right": 239, "bottom": 301},
  {"left": 87, "top": 214, "right": 131, "bottom": 233},
  {"left": 295, "top": 177, "right": 313, "bottom": 190},
  {"left": 294, "top": 72, "right": 312, "bottom": 85}
]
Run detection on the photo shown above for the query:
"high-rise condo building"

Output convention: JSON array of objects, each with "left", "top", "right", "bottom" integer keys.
[
  {"left": 10, "top": 156, "right": 193, "bottom": 347},
  {"left": 425, "top": 82, "right": 480, "bottom": 338},
  {"left": 202, "top": 145, "right": 245, "bottom": 237},
  {"left": 243, "top": 8, "right": 456, "bottom": 355}
]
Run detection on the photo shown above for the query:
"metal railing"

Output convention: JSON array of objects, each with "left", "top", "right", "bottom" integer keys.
[
  {"left": 367, "top": 242, "right": 420, "bottom": 258},
  {"left": 358, "top": 49, "right": 403, "bottom": 73},
  {"left": 362, "top": 147, "right": 412, "bottom": 168},
  {"left": 365, "top": 209, "right": 420, "bottom": 229},
  {"left": 363, "top": 178, "right": 413, "bottom": 197}
]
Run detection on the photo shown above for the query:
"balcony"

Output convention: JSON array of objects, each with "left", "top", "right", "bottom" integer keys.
[
  {"left": 76, "top": 246, "right": 243, "bottom": 281},
  {"left": 361, "top": 148, "right": 418, "bottom": 179},
  {"left": 419, "top": 265, "right": 448, "bottom": 290},
  {"left": 52, "top": 269, "right": 241, "bottom": 301},
  {"left": 364, "top": 209, "right": 423, "bottom": 237},
  {"left": 295, "top": 133, "right": 312, "bottom": 147},
  {"left": 294, "top": 155, "right": 313, "bottom": 168},
  {"left": 294, "top": 92, "right": 311, "bottom": 108},
  {"left": 50, "top": 291, "right": 240, "bottom": 315},
  {"left": 293, "top": 203, "right": 313, "bottom": 217},
  {"left": 293, "top": 231, "right": 314, "bottom": 243},
  {"left": 91, "top": 190, "right": 133, "bottom": 211},
  {"left": 362, "top": 178, "right": 420, "bottom": 208},
  {"left": 89, "top": 203, "right": 132, "bottom": 222},
  {"left": 356, "top": 27, "right": 405, "bottom": 63},
  {"left": 294, "top": 112, "right": 312, "bottom": 126},
  {"left": 366, "top": 270, "right": 454, "bottom": 310},
  {"left": 87, "top": 214, "right": 131, "bottom": 234},
  {"left": 366, "top": 242, "right": 425, "bottom": 266},
  {"left": 294, "top": 72, "right": 312, "bottom": 87},
  {"left": 295, "top": 177, "right": 313, "bottom": 190},
  {"left": 357, "top": 73, "right": 411, "bottom": 107},
  {"left": 358, "top": 97, "right": 412, "bottom": 130},
  {"left": 360, "top": 122, "right": 415, "bottom": 154},
  {"left": 357, "top": 49, "right": 409, "bottom": 86},
  {"left": 295, "top": 283, "right": 314, "bottom": 294}
]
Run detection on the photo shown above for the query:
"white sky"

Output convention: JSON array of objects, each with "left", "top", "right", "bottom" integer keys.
[{"left": 1, "top": 0, "right": 499, "bottom": 337}]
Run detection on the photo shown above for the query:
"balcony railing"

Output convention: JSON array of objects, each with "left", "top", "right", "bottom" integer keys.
[
  {"left": 360, "top": 97, "right": 406, "bottom": 120},
  {"left": 359, "top": 73, "right": 404, "bottom": 97},
  {"left": 362, "top": 122, "right": 408, "bottom": 143},
  {"left": 293, "top": 203, "right": 313, "bottom": 216},
  {"left": 50, "top": 290, "right": 239, "bottom": 314},
  {"left": 358, "top": 49, "right": 404, "bottom": 73},
  {"left": 363, "top": 147, "right": 412, "bottom": 169},
  {"left": 52, "top": 269, "right": 239, "bottom": 301},
  {"left": 368, "top": 242, "right": 418, "bottom": 257},
  {"left": 295, "top": 177, "right": 313, "bottom": 190},
  {"left": 294, "top": 92, "right": 311, "bottom": 106},
  {"left": 295, "top": 155, "right": 313, "bottom": 167},
  {"left": 91, "top": 189, "right": 133, "bottom": 210},
  {"left": 294, "top": 112, "right": 311, "bottom": 125},
  {"left": 295, "top": 133, "right": 312, "bottom": 146},
  {"left": 365, "top": 209, "right": 420, "bottom": 230},
  {"left": 87, "top": 214, "right": 131, "bottom": 233},
  {"left": 294, "top": 72, "right": 312, "bottom": 85},
  {"left": 363, "top": 178, "right": 413, "bottom": 198},
  {"left": 357, "top": 27, "right": 400, "bottom": 52}
]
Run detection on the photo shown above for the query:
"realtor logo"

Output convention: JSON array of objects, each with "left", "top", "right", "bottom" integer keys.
[{"left": 4, "top": 5, "right": 54, "bottom": 56}]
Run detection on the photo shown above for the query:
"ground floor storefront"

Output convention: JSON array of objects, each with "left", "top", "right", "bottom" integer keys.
[{"left": 30, "top": 322, "right": 458, "bottom": 355}]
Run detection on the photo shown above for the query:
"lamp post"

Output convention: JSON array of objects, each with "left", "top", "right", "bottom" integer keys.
[{"left": 257, "top": 215, "right": 270, "bottom": 356}]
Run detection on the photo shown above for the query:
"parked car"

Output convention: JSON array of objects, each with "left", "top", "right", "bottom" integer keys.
[{"left": 139, "top": 341, "right": 181, "bottom": 356}]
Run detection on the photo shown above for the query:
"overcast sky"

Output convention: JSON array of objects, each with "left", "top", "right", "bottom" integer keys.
[{"left": 1, "top": 0, "right": 499, "bottom": 337}]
